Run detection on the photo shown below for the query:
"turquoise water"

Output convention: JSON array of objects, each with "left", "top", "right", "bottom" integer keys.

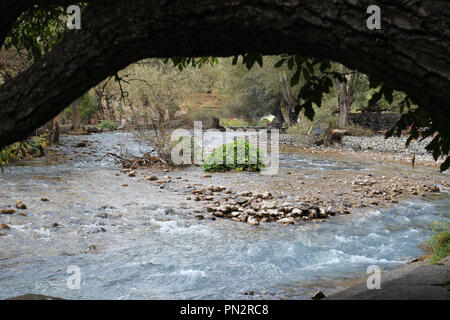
[{"left": 0, "top": 133, "right": 448, "bottom": 299}]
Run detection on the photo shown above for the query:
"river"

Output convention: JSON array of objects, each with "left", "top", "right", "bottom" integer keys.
[{"left": 0, "top": 132, "right": 449, "bottom": 299}]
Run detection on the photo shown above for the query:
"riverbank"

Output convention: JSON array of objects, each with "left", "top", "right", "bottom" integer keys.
[
  {"left": 280, "top": 134, "right": 443, "bottom": 170},
  {"left": 325, "top": 256, "right": 450, "bottom": 300}
]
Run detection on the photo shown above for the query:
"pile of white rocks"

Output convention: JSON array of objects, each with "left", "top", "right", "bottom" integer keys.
[{"left": 190, "top": 187, "right": 344, "bottom": 226}]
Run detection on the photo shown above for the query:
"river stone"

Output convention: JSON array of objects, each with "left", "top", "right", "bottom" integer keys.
[
  {"left": 277, "top": 217, "right": 294, "bottom": 224},
  {"left": 291, "top": 208, "right": 303, "bottom": 216},
  {"left": 0, "top": 208, "right": 16, "bottom": 214},
  {"left": 216, "top": 205, "right": 228, "bottom": 213},
  {"left": 261, "top": 201, "right": 277, "bottom": 210},
  {"left": 326, "top": 206, "right": 336, "bottom": 216},
  {"left": 15, "top": 201, "right": 27, "bottom": 209},
  {"left": 6, "top": 294, "right": 64, "bottom": 300},
  {"left": 247, "top": 217, "right": 260, "bottom": 226},
  {"left": 1, "top": 208, "right": 16, "bottom": 214},
  {"left": 164, "top": 207, "right": 175, "bottom": 214},
  {"left": 257, "top": 210, "right": 269, "bottom": 217},
  {"left": 299, "top": 203, "right": 311, "bottom": 211},
  {"left": 308, "top": 208, "right": 318, "bottom": 218},
  {"left": 235, "top": 196, "right": 248, "bottom": 205},
  {"left": 239, "top": 213, "right": 248, "bottom": 222},
  {"left": 311, "top": 291, "right": 326, "bottom": 300},
  {"left": 74, "top": 142, "right": 87, "bottom": 148},
  {"left": 231, "top": 211, "right": 240, "bottom": 217},
  {"left": 243, "top": 209, "right": 256, "bottom": 216},
  {"left": 210, "top": 186, "right": 226, "bottom": 192},
  {"left": 0, "top": 224, "right": 11, "bottom": 230},
  {"left": 250, "top": 202, "right": 261, "bottom": 210}
]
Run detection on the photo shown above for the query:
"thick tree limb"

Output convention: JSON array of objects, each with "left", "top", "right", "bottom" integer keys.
[{"left": 0, "top": 0, "right": 449, "bottom": 148}]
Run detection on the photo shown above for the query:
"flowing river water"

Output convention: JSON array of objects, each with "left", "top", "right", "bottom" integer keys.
[{"left": 0, "top": 132, "right": 449, "bottom": 299}]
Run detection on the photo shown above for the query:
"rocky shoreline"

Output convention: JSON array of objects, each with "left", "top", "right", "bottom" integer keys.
[{"left": 280, "top": 134, "right": 442, "bottom": 167}]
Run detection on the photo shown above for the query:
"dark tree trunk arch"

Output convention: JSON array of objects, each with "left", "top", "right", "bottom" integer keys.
[{"left": 0, "top": 0, "right": 449, "bottom": 148}]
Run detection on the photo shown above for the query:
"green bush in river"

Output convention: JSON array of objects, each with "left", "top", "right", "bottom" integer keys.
[
  {"left": 202, "top": 139, "right": 265, "bottom": 172},
  {"left": 97, "top": 120, "right": 119, "bottom": 131}
]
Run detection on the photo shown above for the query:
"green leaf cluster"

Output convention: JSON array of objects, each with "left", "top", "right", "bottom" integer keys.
[
  {"left": 0, "top": 136, "right": 48, "bottom": 172},
  {"left": 202, "top": 139, "right": 265, "bottom": 172},
  {"left": 97, "top": 120, "right": 119, "bottom": 131}
]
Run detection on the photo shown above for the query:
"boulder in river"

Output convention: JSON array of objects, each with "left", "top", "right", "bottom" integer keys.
[
  {"left": 235, "top": 196, "right": 248, "bottom": 205},
  {"left": 15, "top": 201, "right": 27, "bottom": 209},
  {"left": 6, "top": 294, "right": 64, "bottom": 300},
  {"left": 247, "top": 216, "right": 260, "bottom": 226},
  {"left": 1, "top": 208, "right": 16, "bottom": 214},
  {"left": 74, "top": 142, "right": 87, "bottom": 148},
  {"left": 276, "top": 217, "right": 294, "bottom": 225},
  {"left": 311, "top": 291, "right": 326, "bottom": 300}
]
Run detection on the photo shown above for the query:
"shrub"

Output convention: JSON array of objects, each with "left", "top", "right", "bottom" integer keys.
[
  {"left": 202, "top": 139, "right": 265, "bottom": 172},
  {"left": 427, "top": 217, "right": 450, "bottom": 264},
  {"left": 98, "top": 120, "right": 119, "bottom": 131},
  {"left": 0, "top": 136, "right": 48, "bottom": 172}
]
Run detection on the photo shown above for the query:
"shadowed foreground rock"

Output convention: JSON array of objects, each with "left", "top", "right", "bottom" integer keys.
[
  {"left": 326, "top": 257, "right": 450, "bottom": 300},
  {"left": 6, "top": 294, "right": 64, "bottom": 300}
]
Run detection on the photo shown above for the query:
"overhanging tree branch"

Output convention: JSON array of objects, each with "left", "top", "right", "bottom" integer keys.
[{"left": 0, "top": 0, "right": 449, "bottom": 148}]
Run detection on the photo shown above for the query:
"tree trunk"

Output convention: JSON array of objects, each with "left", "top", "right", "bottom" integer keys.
[
  {"left": 271, "top": 94, "right": 285, "bottom": 126},
  {"left": 72, "top": 98, "right": 80, "bottom": 131},
  {"left": 0, "top": 0, "right": 449, "bottom": 148},
  {"left": 337, "top": 72, "right": 356, "bottom": 128},
  {"left": 280, "top": 73, "right": 299, "bottom": 126}
]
